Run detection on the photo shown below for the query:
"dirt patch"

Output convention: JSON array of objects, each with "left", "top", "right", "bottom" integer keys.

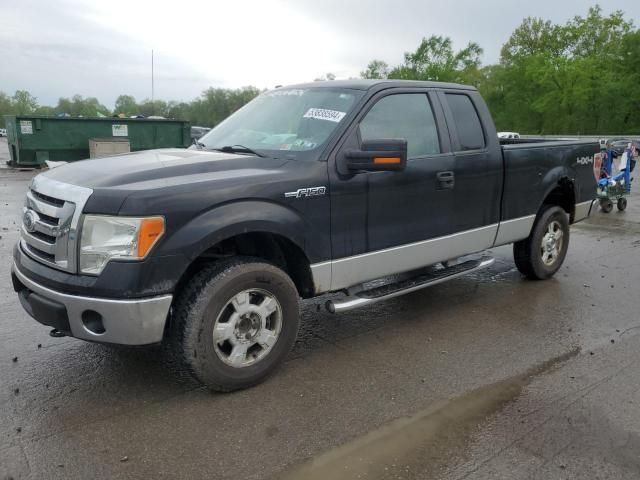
[{"left": 276, "top": 347, "right": 580, "bottom": 480}]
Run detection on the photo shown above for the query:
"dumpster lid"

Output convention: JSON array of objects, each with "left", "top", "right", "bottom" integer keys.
[{"left": 88, "top": 137, "right": 131, "bottom": 142}]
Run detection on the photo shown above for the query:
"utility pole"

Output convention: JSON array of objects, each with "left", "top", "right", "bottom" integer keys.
[{"left": 151, "top": 49, "right": 155, "bottom": 116}]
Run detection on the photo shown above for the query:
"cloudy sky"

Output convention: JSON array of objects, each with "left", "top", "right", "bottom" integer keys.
[{"left": 1, "top": 0, "right": 638, "bottom": 107}]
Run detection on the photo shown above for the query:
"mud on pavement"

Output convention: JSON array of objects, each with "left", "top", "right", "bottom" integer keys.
[{"left": 277, "top": 348, "right": 581, "bottom": 480}]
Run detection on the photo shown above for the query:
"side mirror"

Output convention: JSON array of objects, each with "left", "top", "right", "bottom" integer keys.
[{"left": 345, "top": 139, "right": 407, "bottom": 172}]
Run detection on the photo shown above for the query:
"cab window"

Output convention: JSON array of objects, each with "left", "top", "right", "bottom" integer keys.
[
  {"left": 445, "top": 93, "right": 485, "bottom": 151},
  {"left": 359, "top": 94, "right": 440, "bottom": 159}
]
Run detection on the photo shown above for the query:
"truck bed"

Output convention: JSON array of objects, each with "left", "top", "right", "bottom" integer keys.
[{"left": 499, "top": 138, "right": 599, "bottom": 230}]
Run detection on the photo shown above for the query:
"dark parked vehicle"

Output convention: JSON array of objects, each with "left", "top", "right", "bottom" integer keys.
[
  {"left": 12, "top": 80, "right": 599, "bottom": 391},
  {"left": 609, "top": 138, "right": 637, "bottom": 155},
  {"left": 190, "top": 126, "right": 211, "bottom": 142}
]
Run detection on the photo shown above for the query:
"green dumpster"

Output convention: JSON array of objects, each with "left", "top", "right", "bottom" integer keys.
[{"left": 4, "top": 116, "right": 191, "bottom": 167}]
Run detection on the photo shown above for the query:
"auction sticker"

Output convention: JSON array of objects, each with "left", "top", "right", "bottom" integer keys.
[
  {"left": 303, "top": 108, "right": 346, "bottom": 123},
  {"left": 112, "top": 124, "right": 128, "bottom": 137},
  {"left": 20, "top": 121, "right": 33, "bottom": 134}
]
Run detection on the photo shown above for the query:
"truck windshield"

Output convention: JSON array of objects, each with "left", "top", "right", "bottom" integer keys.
[{"left": 197, "top": 87, "right": 363, "bottom": 160}]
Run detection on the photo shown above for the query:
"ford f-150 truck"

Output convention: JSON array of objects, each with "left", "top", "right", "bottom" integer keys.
[{"left": 11, "top": 80, "right": 599, "bottom": 391}]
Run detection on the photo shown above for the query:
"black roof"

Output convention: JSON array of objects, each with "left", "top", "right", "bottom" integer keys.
[{"left": 283, "top": 79, "right": 476, "bottom": 91}]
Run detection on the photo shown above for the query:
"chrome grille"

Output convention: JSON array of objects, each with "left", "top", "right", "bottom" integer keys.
[{"left": 20, "top": 175, "right": 93, "bottom": 273}]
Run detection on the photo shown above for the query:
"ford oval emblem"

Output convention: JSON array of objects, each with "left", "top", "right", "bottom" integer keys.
[{"left": 23, "top": 210, "right": 39, "bottom": 233}]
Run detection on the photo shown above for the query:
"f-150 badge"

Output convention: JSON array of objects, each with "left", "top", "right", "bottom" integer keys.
[{"left": 284, "top": 186, "right": 327, "bottom": 198}]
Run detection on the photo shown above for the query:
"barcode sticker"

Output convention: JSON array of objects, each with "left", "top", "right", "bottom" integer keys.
[{"left": 303, "top": 108, "right": 346, "bottom": 123}]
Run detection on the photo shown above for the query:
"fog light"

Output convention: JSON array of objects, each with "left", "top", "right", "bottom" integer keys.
[{"left": 81, "top": 310, "right": 105, "bottom": 334}]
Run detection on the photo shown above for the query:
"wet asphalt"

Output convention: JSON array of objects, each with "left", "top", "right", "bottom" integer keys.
[{"left": 1, "top": 136, "right": 640, "bottom": 479}]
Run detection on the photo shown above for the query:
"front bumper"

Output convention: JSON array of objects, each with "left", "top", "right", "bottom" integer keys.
[{"left": 12, "top": 263, "right": 173, "bottom": 345}]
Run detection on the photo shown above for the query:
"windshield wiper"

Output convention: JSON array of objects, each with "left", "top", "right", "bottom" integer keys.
[{"left": 211, "top": 145, "right": 266, "bottom": 158}]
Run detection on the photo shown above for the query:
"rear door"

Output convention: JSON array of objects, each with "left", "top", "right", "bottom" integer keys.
[{"left": 439, "top": 90, "right": 502, "bottom": 234}]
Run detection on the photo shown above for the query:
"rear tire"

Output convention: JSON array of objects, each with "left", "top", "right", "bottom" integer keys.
[
  {"left": 513, "top": 206, "right": 570, "bottom": 280},
  {"left": 617, "top": 197, "right": 627, "bottom": 211},
  {"left": 168, "top": 257, "right": 300, "bottom": 392},
  {"left": 600, "top": 198, "right": 614, "bottom": 213}
]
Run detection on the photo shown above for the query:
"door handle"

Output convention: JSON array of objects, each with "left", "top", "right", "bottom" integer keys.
[{"left": 436, "top": 171, "right": 455, "bottom": 190}]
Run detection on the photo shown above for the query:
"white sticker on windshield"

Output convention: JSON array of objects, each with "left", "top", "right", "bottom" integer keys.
[
  {"left": 303, "top": 108, "right": 346, "bottom": 123},
  {"left": 266, "top": 89, "right": 305, "bottom": 97}
]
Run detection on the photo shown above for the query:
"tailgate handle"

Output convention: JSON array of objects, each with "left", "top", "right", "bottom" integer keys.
[{"left": 436, "top": 171, "right": 455, "bottom": 189}]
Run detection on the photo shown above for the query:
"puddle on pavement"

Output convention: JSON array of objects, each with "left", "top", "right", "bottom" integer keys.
[{"left": 276, "top": 347, "right": 580, "bottom": 480}]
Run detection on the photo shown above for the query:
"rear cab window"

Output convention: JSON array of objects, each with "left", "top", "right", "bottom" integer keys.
[{"left": 445, "top": 93, "right": 485, "bottom": 151}]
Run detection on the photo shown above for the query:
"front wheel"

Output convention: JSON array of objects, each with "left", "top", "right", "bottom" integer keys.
[
  {"left": 169, "top": 258, "right": 300, "bottom": 392},
  {"left": 514, "top": 205, "right": 570, "bottom": 280}
]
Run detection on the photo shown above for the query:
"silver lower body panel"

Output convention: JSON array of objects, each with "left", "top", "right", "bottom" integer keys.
[
  {"left": 13, "top": 264, "right": 172, "bottom": 345},
  {"left": 312, "top": 224, "right": 498, "bottom": 293},
  {"left": 573, "top": 200, "right": 596, "bottom": 223}
]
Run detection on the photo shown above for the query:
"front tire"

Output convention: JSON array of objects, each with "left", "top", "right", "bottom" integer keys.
[
  {"left": 513, "top": 206, "right": 570, "bottom": 280},
  {"left": 169, "top": 258, "right": 300, "bottom": 392}
]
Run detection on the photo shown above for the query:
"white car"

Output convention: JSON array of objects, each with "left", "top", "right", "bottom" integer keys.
[
  {"left": 0, "top": 128, "right": 6, "bottom": 137},
  {"left": 498, "top": 131, "right": 520, "bottom": 139}
]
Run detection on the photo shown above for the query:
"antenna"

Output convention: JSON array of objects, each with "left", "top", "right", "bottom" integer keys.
[{"left": 151, "top": 49, "right": 155, "bottom": 116}]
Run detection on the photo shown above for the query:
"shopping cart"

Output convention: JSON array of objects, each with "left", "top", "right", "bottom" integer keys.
[{"left": 597, "top": 141, "right": 636, "bottom": 213}]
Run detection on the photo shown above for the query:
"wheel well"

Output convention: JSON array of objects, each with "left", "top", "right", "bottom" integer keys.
[
  {"left": 175, "top": 232, "right": 315, "bottom": 299},
  {"left": 542, "top": 179, "right": 576, "bottom": 222}
]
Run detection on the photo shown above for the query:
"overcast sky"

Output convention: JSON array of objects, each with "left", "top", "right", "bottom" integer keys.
[{"left": 1, "top": 0, "right": 638, "bottom": 107}]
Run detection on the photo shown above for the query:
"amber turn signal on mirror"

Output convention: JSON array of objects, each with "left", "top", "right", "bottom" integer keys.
[{"left": 373, "top": 157, "right": 401, "bottom": 165}]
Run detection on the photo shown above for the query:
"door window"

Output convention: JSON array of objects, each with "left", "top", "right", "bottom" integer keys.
[
  {"left": 445, "top": 94, "right": 485, "bottom": 151},
  {"left": 359, "top": 94, "right": 440, "bottom": 159}
]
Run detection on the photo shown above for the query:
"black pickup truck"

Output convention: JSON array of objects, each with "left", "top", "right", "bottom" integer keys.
[{"left": 12, "top": 80, "right": 599, "bottom": 391}]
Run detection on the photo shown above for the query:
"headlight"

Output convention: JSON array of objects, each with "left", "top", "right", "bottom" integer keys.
[{"left": 79, "top": 215, "right": 165, "bottom": 275}]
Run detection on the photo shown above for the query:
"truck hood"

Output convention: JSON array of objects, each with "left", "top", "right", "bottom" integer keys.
[{"left": 42, "top": 148, "right": 288, "bottom": 190}]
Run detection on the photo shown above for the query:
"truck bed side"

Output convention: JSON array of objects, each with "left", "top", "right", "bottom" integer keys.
[{"left": 494, "top": 139, "right": 599, "bottom": 246}]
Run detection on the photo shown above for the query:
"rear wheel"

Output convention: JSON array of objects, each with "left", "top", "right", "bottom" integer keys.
[
  {"left": 514, "top": 205, "right": 570, "bottom": 280},
  {"left": 600, "top": 198, "right": 614, "bottom": 213},
  {"left": 169, "top": 258, "right": 300, "bottom": 392},
  {"left": 617, "top": 197, "right": 627, "bottom": 211}
]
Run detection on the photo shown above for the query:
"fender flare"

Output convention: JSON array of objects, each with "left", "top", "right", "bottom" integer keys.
[
  {"left": 159, "top": 200, "right": 309, "bottom": 262},
  {"left": 538, "top": 166, "right": 576, "bottom": 215}
]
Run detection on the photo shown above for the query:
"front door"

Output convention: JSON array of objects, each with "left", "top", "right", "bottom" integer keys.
[{"left": 328, "top": 90, "right": 459, "bottom": 290}]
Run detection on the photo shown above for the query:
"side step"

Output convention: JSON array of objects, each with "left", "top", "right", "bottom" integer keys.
[{"left": 325, "top": 257, "right": 495, "bottom": 313}]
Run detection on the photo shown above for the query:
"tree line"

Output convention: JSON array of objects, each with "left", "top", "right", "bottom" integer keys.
[
  {"left": 1, "top": 5, "right": 638, "bottom": 135},
  {"left": 0, "top": 87, "right": 261, "bottom": 129},
  {"left": 362, "top": 5, "right": 640, "bottom": 134}
]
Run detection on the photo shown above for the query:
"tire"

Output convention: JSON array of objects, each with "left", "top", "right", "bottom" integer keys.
[
  {"left": 600, "top": 198, "right": 614, "bottom": 213},
  {"left": 513, "top": 205, "right": 570, "bottom": 280},
  {"left": 617, "top": 197, "right": 627, "bottom": 211},
  {"left": 169, "top": 257, "right": 300, "bottom": 392}
]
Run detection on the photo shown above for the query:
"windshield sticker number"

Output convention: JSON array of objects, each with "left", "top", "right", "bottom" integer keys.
[
  {"left": 266, "top": 89, "right": 305, "bottom": 97},
  {"left": 303, "top": 108, "right": 346, "bottom": 123}
]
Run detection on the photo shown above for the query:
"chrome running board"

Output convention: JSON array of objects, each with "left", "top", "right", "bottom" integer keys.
[{"left": 325, "top": 257, "right": 495, "bottom": 313}]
